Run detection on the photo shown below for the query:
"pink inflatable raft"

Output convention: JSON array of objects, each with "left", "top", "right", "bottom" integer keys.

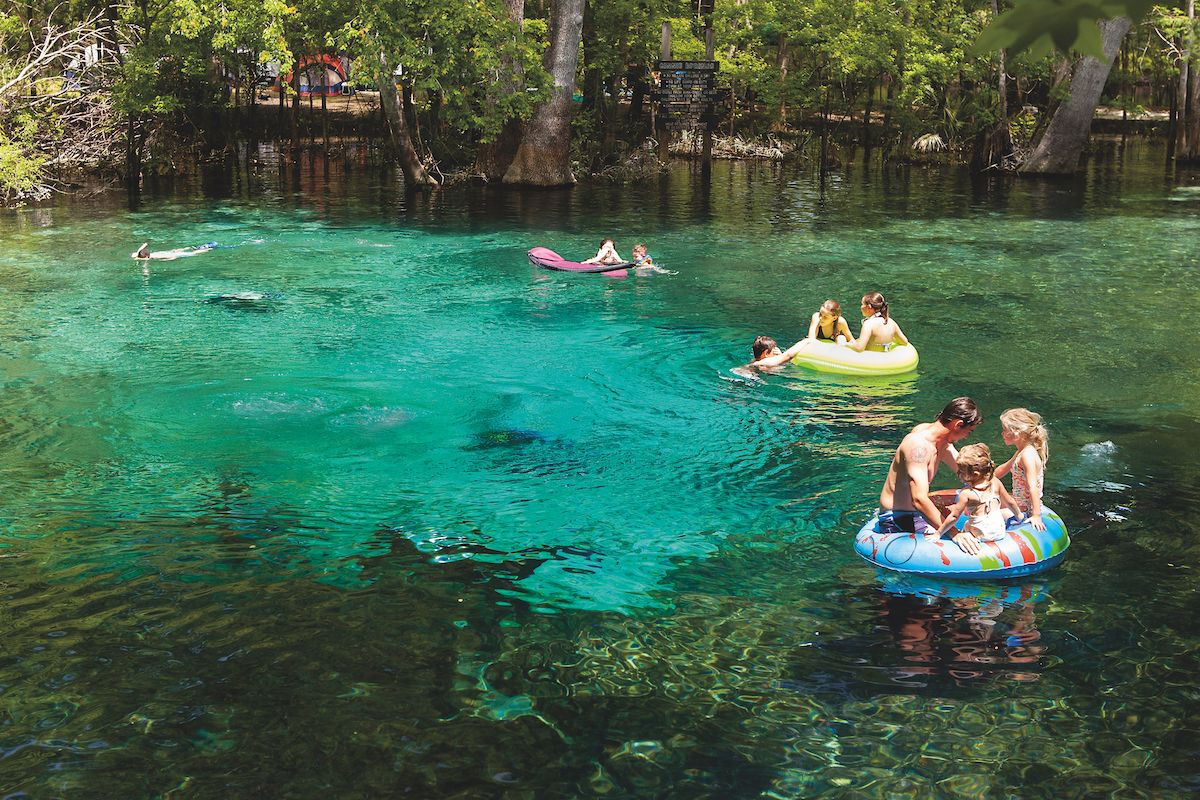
[{"left": 528, "top": 247, "right": 633, "bottom": 274}]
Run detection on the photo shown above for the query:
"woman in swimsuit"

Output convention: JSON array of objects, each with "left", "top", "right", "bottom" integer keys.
[
  {"left": 845, "top": 291, "right": 910, "bottom": 352},
  {"left": 805, "top": 299, "right": 853, "bottom": 344}
]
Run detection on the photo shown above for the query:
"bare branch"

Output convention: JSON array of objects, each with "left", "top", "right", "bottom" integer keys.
[{"left": 0, "top": 11, "right": 112, "bottom": 113}]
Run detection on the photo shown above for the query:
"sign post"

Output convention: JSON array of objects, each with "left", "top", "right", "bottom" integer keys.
[
  {"left": 658, "top": 22, "right": 672, "bottom": 164},
  {"left": 653, "top": 4, "right": 722, "bottom": 171}
]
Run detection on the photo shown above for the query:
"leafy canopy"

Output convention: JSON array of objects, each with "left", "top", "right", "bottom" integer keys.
[{"left": 973, "top": 0, "right": 1157, "bottom": 59}]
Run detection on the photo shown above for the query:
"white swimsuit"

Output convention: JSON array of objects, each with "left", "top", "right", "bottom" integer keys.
[{"left": 964, "top": 485, "right": 1006, "bottom": 541}]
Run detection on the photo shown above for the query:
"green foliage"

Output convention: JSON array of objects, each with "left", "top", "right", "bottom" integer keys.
[
  {"left": 1008, "top": 107, "right": 1041, "bottom": 144},
  {"left": 1100, "top": 93, "right": 1146, "bottom": 114},
  {"left": 973, "top": 0, "right": 1157, "bottom": 59},
  {"left": 340, "top": 0, "right": 551, "bottom": 143},
  {"left": 0, "top": 13, "right": 22, "bottom": 47},
  {"left": 0, "top": 113, "right": 49, "bottom": 204}
]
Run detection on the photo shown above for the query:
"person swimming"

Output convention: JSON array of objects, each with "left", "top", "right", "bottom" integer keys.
[{"left": 131, "top": 242, "right": 219, "bottom": 260}]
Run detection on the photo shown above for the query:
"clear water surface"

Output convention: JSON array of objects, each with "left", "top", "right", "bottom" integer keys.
[{"left": 1, "top": 140, "right": 1199, "bottom": 798}]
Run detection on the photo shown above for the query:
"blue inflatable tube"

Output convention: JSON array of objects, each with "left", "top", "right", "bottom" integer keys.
[
  {"left": 873, "top": 571, "right": 1051, "bottom": 604},
  {"left": 854, "top": 506, "right": 1070, "bottom": 580}
]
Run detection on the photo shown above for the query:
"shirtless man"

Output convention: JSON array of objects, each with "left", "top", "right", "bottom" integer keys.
[{"left": 878, "top": 397, "right": 983, "bottom": 539}]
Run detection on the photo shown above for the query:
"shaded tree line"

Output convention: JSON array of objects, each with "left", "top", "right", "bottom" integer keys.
[{"left": 0, "top": 0, "right": 1196, "bottom": 204}]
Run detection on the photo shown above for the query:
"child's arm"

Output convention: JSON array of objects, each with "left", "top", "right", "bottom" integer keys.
[
  {"left": 1018, "top": 450, "right": 1046, "bottom": 530},
  {"left": 931, "top": 494, "right": 971, "bottom": 538},
  {"left": 837, "top": 317, "right": 854, "bottom": 341},
  {"left": 994, "top": 452, "right": 1017, "bottom": 480},
  {"left": 845, "top": 319, "right": 876, "bottom": 352},
  {"left": 806, "top": 312, "right": 820, "bottom": 340},
  {"left": 891, "top": 321, "right": 910, "bottom": 346},
  {"left": 755, "top": 339, "right": 811, "bottom": 368},
  {"left": 936, "top": 494, "right": 985, "bottom": 555},
  {"left": 996, "top": 479, "right": 1023, "bottom": 519}
]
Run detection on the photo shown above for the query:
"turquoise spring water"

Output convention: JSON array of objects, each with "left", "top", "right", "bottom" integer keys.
[{"left": 2, "top": 141, "right": 1199, "bottom": 797}]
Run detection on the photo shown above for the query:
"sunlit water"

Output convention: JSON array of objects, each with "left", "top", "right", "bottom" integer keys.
[{"left": 2, "top": 140, "right": 1199, "bottom": 797}]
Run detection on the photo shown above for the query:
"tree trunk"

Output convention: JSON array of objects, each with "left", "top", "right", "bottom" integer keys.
[
  {"left": 862, "top": 78, "right": 874, "bottom": 151},
  {"left": 126, "top": 113, "right": 141, "bottom": 194},
  {"left": 971, "top": 0, "right": 1013, "bottom": 173},
  {"left": 278, "top": 73, "right": 286, "bottom": 134},
  {"left": 504, "top": 0, "right": 585, "bottom": 186},
  {"left": 475, "top": 0, "right": 526, "bottom": 179},
  {"left": 290, "top": 68, "right": 300, "bottom": 160},
  {"left": 580, "top": 2, "right": 599, "bottom": 114},
  {"left": 1186, "top": 53, "right": 1200, "bottom": 160},
  {"left": 1019, "top": 17, "right": 1131, "bottom": 175},
  {"left": 776, "top": 32, "right": 789, "bottom": 125},
  {"left": 993, "top": 0, "right": 1007, "bottom": 120},
  {"left": 1179, "top": 0, "right": 1200, "bottom": 161},
  {"left": 321, "top": 64, "right": 329, "bottom": 152},
  {"left": 376, "top": 50, "right": 439, "bottom": 186}
]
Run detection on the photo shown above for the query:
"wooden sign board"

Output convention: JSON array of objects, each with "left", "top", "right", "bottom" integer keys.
[
  {"left": 657, "top": 61, "right": 719, "bottom": 72},
  {"left": 654, "top": 61, "right": 721, "bottom": 132}
]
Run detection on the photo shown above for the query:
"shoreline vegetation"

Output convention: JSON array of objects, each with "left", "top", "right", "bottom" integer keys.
[
  {"left": 0, "top": 2, "right": 1189, "bottom": 206},
  {"left": 23, "top": 88, "right": 1185, "bottom": 203}
]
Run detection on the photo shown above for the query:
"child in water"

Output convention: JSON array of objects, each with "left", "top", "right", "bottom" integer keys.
[
  {"left": 582, "top": 238, "right": 625, "bottom": 265},
  {"left": 631, "top": 244, "right": 653, "bottom": 268},
  {"left": 806, "top": 299, "right": 853, "bottom": 344},
  {"left": 845, "top": 291, "right": 909, "bottom": 352},
  {"left": 746, "top": 335, "right": 810, "bottom": 368},
  {"left": 995, "top": 408, "right": 1049, "bottom": 531},
  {"left": 131, "top": 242, "right": 218, "bottom": 260},
  {"left": 630, "top": 244, "right": 672, "bottom": 274},
  {"left": 932, "top": 443, "right": 1022, "bottom": 555}
]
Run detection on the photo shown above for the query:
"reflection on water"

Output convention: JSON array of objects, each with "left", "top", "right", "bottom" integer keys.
[
  {"left": 868, "top": 573, "right": 1049, "bottom": 687},
  {"left": 1, "top": 140, "right": 1200, "bottom": 796}
]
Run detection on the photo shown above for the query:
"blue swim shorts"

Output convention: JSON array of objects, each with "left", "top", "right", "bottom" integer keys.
[{"left": 878, "top": 509, "right": 937, "bottom": 534}]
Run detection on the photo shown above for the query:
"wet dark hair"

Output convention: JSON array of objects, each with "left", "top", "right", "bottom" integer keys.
[
  {"left": 937, "top": 396, "right": 983, "bottom": 427},
  {"left": 862, "top": 292, "right": 888, "bottom": 322},
  {"left": 752, "top": 336, "right": 778, "bottom": 360}
]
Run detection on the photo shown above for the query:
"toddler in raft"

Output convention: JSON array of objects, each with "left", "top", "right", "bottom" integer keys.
[
  {"left": 806, "top": 299, "right": 853, "bottom": 344},
  {"left": 995, "top": 408, "right": 1049, "bottom": 531},
  {"left": 932, "top": 443, "right": 1022, "bottom": 555}
]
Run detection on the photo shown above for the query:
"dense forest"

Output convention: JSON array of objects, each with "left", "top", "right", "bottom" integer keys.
[{"left": 0, "top": 0, "right": 1185, "bottom": 204}]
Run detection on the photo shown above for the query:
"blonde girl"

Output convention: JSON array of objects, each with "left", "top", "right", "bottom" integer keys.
[
  {"left": 995, "top": 408, "right": 1049, "bottom": 531},
  {"left": 846, "top": 291, "right": 910, "bottom": 352},
  {"left": 933, "top": 443, "right": 1022, "bottom": 555},
  {"left": 806, "top": 299, "right": 854, "bottom": 344}
]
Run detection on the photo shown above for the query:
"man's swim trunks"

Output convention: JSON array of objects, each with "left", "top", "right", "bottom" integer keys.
[{"left": 878, "top": 509, "right": 936, "bottom": 534}]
